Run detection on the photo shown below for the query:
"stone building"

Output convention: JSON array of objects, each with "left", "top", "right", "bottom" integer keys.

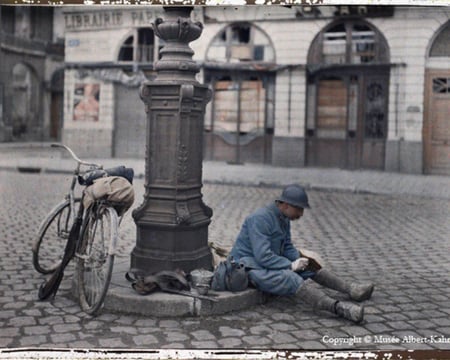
[
  {"left": 59, "top": 6, "right": 450, "bottom": 175},
  {"left": 0, "top": 6, "right": 65, "bottom": 142}
]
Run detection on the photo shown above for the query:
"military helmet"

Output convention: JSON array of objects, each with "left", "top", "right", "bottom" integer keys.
[{"left": 276, "top": 184, "right": 310, "bottom": 209}]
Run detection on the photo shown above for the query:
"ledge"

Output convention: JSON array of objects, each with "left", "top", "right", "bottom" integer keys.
[{"left": 102, "top": 258, "right": 266, "bottom": 317}]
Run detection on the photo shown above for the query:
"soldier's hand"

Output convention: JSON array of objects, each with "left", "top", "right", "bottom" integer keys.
[{"left": 291, "top": 257, "right": 309, "bottom": 272}]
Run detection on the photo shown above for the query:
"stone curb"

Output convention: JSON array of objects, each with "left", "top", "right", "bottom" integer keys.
[{"left": 104, "top": 260, "right": 266, "bottom": 317}]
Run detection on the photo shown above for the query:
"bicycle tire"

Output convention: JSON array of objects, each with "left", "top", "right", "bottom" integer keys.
[
  {"left": 32, "top": 198, "right": 81, "bottom": 274},
  {"left": 76, "top": 205, "right": 118, "bottom": 316}
]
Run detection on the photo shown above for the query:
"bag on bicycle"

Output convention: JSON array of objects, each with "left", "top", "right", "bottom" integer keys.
[
  {"left": 83, "top": 176, "right": 135, "bottom": 216},
  {"left": 78, "top": 166, "right": 134, "bottom": 186}
]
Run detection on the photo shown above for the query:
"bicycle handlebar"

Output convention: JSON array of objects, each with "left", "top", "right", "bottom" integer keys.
[{"left": 51, "top": 143, "right": 103, "bottom": 169}]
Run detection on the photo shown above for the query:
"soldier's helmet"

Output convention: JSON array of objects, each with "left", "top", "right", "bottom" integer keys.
[{"left": 276, "top": 184, "right": 310, "bottom": 209}]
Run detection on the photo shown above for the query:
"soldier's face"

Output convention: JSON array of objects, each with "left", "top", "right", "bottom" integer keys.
[{"left": 282, "top": 203, "right": 304, "bottom": 220}]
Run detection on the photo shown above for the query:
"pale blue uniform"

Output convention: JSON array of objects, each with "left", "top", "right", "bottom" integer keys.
[{"left": 229, "top": 203, "right": 315, "bottom": 296}]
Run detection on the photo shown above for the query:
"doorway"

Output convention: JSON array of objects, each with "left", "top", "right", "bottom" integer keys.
[
  {"left": 12, "top": 63, "right": 40, "bottom": 139},
  {"left": 306, "top": 67, "right": 389, "bottom": 169},
  {"left": 204, "top": 72, "right": 274, "bottom": 164},
  {"left": 423, "top": 70, "right": 450, "bottom": 175}
]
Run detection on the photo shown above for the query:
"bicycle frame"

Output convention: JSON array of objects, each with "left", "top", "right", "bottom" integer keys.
[
  {"left": 51, "top": 143, "right": 103, "bottom": 223},
  {"left": 79, "top": 201, "right": 120, "bottom": 258}
]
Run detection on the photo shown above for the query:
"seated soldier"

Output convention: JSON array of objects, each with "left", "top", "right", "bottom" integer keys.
[{"left": 229, "top": 184, "right": 374, "bottom": 323}]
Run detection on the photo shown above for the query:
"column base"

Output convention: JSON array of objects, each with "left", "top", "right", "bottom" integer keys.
[{"left": 130, "top": 223, "right": 213, "bottom": 274}]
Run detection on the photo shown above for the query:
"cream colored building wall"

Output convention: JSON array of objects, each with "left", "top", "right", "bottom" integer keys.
[
  {"left": 65, "top": 28, "right": 128, "bottom": 63},
  {"left": 264, "top": 19, "right": 322, "bottom": 138},
  {"left": 191, "top": 22, "right": 224, "bottom": 62},
  {"left": 372, "top": 7, "right": 450, "bottom": 143}
]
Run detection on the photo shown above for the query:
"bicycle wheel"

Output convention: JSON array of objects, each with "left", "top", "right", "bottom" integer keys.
[
  {"left": 32, "top": 198, "right": 81, "bottom": 274},
  {"left": 77, "top": 205, "right": 118, "bottom": 315}
]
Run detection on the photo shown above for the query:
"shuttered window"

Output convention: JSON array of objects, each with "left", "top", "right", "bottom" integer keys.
[
  {"left": 118, "top": 28, "right": 158, "bottom": 64},
  {"left": 206, "top": 24, "right": 274, "bottom": 63}
]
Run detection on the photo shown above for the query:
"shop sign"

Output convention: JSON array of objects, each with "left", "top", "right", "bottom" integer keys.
[{"left": 64, "top": 9, "right": 161, "bottom": 31}]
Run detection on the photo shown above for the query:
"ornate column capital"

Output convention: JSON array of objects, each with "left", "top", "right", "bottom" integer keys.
[{"left": 152, "top": 7, "right": 202, "bottom": 82}]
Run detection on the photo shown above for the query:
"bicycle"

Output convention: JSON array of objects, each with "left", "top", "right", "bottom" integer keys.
[
  {"left": 34, "top": 143, "right": 134, "bottom": 315},
  {"left": 32, "top": 144, "right": 95, "bottom": 274}
]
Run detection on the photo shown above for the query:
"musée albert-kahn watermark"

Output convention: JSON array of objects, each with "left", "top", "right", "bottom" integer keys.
[{"left": 322, "top": 334, "right": 450, "bottom": 346}]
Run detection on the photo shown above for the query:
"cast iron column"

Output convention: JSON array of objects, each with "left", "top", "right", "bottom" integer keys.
[{"left": 131, "top": 7, "right": 213, "bottom": 274}]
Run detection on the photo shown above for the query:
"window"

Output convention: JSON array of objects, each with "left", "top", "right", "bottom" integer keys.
[
  {"left": 119, "top": 36, "right": 134, "bottom": 62},
  {"left": 323, "top": 24, "right": 347, "bottom": 64},
  {"left": 351, "top": 24, "right": 375, "bottom": 63},
  {"left": 1, "top": 6, "right": 15, "bottom": 33},
  {"left": 118, "top": 28, "right": 156, "bottom": 63},
  {"left": 364, "top": 81, "right": 386, "bottom": 139},
  {"left": 231, "top": 26, "right": 250, "bottom": 44},
  {"left": 430, "top": 23, "right": 450, "bottom": 57},
  {"left": 310, "top": 21, "right": 388, "bottom": 65},
  {"left": 433, "top": 78, "right": 450, "bottom": 94},
  {"left": 206, "top": 24, "right": 274, "bottom": 63}
]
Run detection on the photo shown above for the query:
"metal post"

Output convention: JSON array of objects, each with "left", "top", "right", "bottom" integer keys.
[{"left": 131, "top": 7, "right": 213, "bottom": 274}]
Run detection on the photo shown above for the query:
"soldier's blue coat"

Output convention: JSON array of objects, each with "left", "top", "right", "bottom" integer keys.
[{"left": 229, "top": 202, "right": 315, "bottom": 296}]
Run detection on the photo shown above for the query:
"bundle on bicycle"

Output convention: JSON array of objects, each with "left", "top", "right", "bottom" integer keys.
[{"left": 32, "top": 143, "right": 135, "bottom": 316}]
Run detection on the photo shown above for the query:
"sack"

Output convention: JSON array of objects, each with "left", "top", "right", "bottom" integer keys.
[
  {"left": 211, "top": 256, "right": 248, "bottom": 292},
  {"left": 208, "top": 241, "right": 230, "bottom": 268},
  {"left": 83, "top": 176, "right": 135, "bottom": 215},
  {"left": 127, "top": 270, "right": 190, "bottom": 296},
  {"left": 78, "top": 166, "right": 134, "bottom": 186}
]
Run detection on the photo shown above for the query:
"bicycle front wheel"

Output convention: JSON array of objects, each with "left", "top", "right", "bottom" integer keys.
[
  {"left": 32, "top": 198, "right": 81, "bottom": 274},
  {"left": 77, "top": 205, "right": 118, "bottom": 316}
]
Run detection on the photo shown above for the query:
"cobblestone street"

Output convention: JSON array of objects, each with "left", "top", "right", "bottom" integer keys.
[{"left": 1, "top": 170, "right": 450, "bottom": 352}]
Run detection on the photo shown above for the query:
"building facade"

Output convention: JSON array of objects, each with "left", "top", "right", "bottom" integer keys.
[
  {"left": 0, "top": 6, "right": 65, "bottom": 142},
  {"left": 58, "top": 6, "right": 450, "bottom": 175}
]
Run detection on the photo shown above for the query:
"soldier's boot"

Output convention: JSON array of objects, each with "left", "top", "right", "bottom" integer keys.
[
  {"left": 296, "top": 281, "right": 364, "bottom": 323},
  {"left": 312, "top": 269, "right": 374, "bottom": 302}
]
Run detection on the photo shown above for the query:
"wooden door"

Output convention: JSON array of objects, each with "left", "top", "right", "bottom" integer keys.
[
  {"left": 360, "top": 73, "right": 389, "bottom": 169},
  {"left": 424, "top": 70, "right": 450, "bottom": 175},
  {"left": 307, "top": 77, "right": 348, "bottom": 168},
  {"left": 50, "top": 92, "right": 62, "bottom": 139},
  {"left": 306, "top": 67, "right": 389, "bottom": 170},
  {"left": 210, "top": 76, "right": 269, "bottom": 164}
]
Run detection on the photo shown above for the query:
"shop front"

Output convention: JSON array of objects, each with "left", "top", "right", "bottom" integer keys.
[
  {"left": 305, "top": 19, "right": 390, "bottom": 170},
  {"left": 203, "top": 23, "right": 276, "bottom": 164}
]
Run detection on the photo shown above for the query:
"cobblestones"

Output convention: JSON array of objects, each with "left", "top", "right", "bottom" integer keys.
[{"left": 0, "top": 170, "right": 449, "bottom": 353}]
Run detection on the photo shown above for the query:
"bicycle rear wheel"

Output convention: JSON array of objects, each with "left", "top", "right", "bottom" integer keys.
[
  {"left": 76, "top": 205, "right": 118, "bottom": 316},
  {"left": 32, "top": 198, "right": 81, "bottom": 274}
]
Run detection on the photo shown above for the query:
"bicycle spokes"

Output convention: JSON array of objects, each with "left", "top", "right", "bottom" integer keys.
[{"left": 77, "top": 207, "right": 116, "bottom": 316}]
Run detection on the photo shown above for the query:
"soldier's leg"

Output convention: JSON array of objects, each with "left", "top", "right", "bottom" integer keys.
[
  {"left": 312, "top": 269, "right": 374, "bottom": 302},
  {"left": 248, "top": 269, "right": 302, "bottom": 296},
  {"left": 296, "top": 279, "right": 364, "bottom": 323}
]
